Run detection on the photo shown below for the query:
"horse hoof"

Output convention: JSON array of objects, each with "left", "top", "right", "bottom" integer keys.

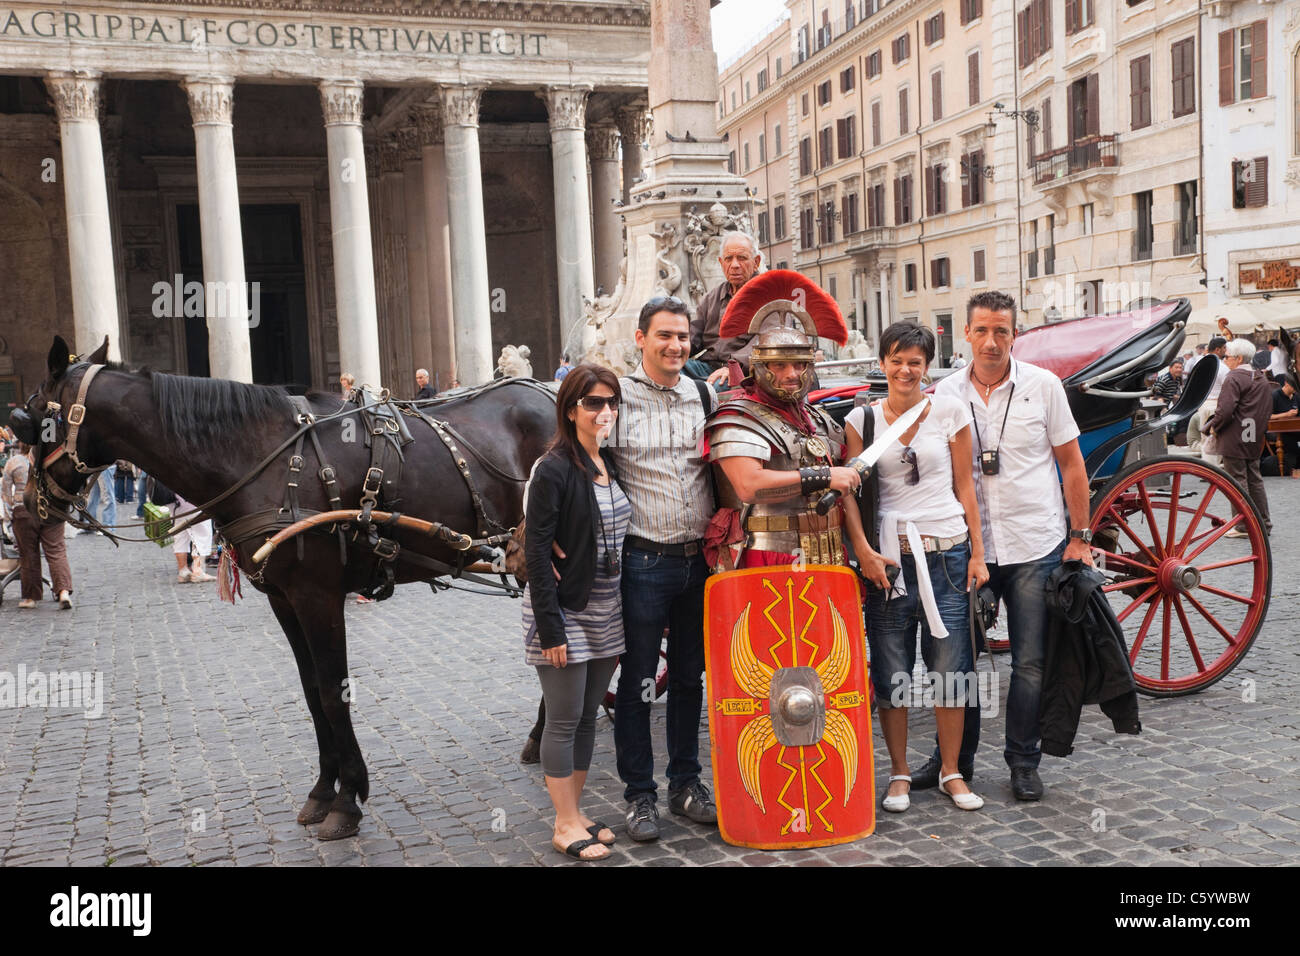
[
  {"left": 297, "top": 797, "right": 333, "bottom": 825},
  {"left": 520, "top": 738, "right": 540, "bottom": 764},
  {"left": 317, "top": 810, "right": 362, "bottom": 841}
]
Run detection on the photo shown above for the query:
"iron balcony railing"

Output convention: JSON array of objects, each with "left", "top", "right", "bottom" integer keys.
[{"left": 1032, "top": 134, "right": 1119, "bottom": 186}]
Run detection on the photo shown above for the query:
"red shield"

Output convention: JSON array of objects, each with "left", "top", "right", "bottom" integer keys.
[{"left": 703, "top": 565, "right": 875, "bottom": 849}]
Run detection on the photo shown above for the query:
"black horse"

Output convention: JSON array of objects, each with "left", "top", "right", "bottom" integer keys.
[{"left": 13, "top": 336, "right": 555, "bottom": 840}]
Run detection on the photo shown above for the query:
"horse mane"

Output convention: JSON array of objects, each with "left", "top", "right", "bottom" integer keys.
[{"left": 151, "top": 372, "right": 293, "bottom": 455}]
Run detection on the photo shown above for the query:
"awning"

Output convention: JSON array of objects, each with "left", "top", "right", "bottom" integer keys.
[{"left": 1186, "top": 298, "right": 1300, "bottom": 338}]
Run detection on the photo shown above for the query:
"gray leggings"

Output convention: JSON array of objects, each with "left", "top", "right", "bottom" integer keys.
[{"left": 534, "top": 656, "right": 620, "bottom": 778}]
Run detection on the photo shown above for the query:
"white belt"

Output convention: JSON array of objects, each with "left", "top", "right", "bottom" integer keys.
[{"left": 879, "top": 512, "right": 956, "bottom": 639}]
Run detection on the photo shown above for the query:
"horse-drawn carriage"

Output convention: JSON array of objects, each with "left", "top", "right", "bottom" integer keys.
[{"left": 808, "top": 297, "right": 1272, "bottom": 697}]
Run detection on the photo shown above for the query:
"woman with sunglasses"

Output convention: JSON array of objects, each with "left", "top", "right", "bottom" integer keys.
[
  {"left": 521, "top": 364, "right": 629, "bottom": 860},
  {"left": 844, "top": 321, "right": 989, "bottom": 813}
]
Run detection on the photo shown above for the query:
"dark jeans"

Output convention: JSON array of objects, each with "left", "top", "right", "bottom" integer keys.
[
  {"left": 930, "top": 537, "right": 1066, "bottom": 772},
  {"left": 615, "top": 546, "right": 708, "bottom": 802},
  {"left": 1220, "top": 456, "right": 1272, "bottom": 534}
]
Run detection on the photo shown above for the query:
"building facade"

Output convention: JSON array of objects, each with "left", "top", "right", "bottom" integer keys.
[
  {"left": 0, "top": 0, "right": 650, "bottom": 407},
  {"left": 1202, "top": 0, "right": 1300, "bottom": 336}
]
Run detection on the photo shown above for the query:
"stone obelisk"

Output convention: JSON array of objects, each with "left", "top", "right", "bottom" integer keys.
[{"left": 581, "top": 0, "right": 754, "bottom": 371}]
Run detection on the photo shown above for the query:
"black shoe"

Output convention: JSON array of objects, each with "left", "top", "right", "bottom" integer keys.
[
  {"left": 625, "top": 794, "right": 660, "bottom": 842},
  {"left": 668, "top": 781, "right": 718, "bottom": 825},
  {"left": 910, "top": 755, "right": 974, "bottom": 791},
  {"left": 519, "top": 737, "right": 540, "bottom": 765},
  {"left": 1010, "top": 767, "right": 1044, "bottom": 801}
]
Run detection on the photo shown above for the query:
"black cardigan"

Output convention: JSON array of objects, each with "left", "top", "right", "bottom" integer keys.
[{"left": 525, "top": 444, "right": 619, "bottom": 649}]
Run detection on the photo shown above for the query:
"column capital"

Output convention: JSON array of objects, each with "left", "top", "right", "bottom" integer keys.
[
  {"left": 540, "top": 84, "right": 593, "bottom": 132},
  {"left": 586, "top": 123, "right": 621, "bottom": 162},
  {"left": 320, "top": 79, "right": 365, "bottom": 127},
  {"left": 45, "top": 71, "right": 102, "bottom": 122},
  {"left": 396, "top": 125, "right": 422, "bottom": 163},
  {"left": 183, "top": 75, "right": 235, "bottom": 125},
  {"left": 437, "top": 84, "right": 484, "bottom": 129},
  {"left": 412, "top": 104, "right": 444, "bottom": 146},
  {"left": 380, "top": 134, "right": 404, "bottom": 174},
  {"left": 615, "top": 103, "right": 652, "bottom": 147}
]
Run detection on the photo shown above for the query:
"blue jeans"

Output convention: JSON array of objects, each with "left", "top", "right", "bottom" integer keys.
[
  {"left": 614, "top": 546, "right": 708, "bottom": 802},
  {"left": 866, "top": 542, "right": 976, "bottom": 710},
  {"left": 929, "top": 537, "right": 1066, "bottom": 771},
  {"left": 85, "top": 465, "right": 117, "bottom": 528}
]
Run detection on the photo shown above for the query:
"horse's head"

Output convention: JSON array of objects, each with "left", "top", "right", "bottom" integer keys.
[{"left": 9, "top": 335, "right": 116, "bottom": 521}]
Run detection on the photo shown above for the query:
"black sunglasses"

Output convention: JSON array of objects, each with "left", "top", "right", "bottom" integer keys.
[
  {"left": 575, "top": 396, "right": 619, "bottom": 412},
  {"left": 900, "top": 446, "right": 920, "bottom": 485}
]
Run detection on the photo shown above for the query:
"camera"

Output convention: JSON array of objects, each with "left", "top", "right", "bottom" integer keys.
[
  {"left": 980, "top": 449, "right": 1000, "bottom": 476},
  {"left": 603, "top": 550, "right": 621, "bottom": 575}
]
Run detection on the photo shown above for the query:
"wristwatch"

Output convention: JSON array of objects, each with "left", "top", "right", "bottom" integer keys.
[{"left": 1069, "top": 528, "right": 1094, "bottom": 544}]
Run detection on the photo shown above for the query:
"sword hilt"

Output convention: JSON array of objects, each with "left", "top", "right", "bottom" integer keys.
[{"left": 815, "top": 458, "right": 869, "bottom": 515}]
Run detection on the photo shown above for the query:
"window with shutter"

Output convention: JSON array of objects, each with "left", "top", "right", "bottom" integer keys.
[
  {"left": 961, "top": 158, "right": 971, "bottom": 209},
  {"left": 867, "top": 51, "right": 881, "bottom": 79},
  {"left": 924, "top": 166, "right": 935, "bottom": 217},
  {"left": 871, "top": 100, "right": 881, "bottom": 146},
  {"left": 968, "top": 52, "right": 980, "bottom": 106},
  {"left": 1086, "top": 73, "right": 1099, "bottom": 137},
  {"left": 1218, "top": 29, "right": 1234, "bottom": 106},
  {"left": 973, "top": 249, "right": 986, "bottom": 283},
  {"left": 931, "top": 71, "right": 943, "bottom": 122},
  {"left": 743, "top": 142, "right": 751, "bottom": 172},
  {"left": 1041, "top": 97, "right": 1052, "bottom": 150},
  {"left": 1130, "top": 56, "right": 1151, "bottom": 130},
  {"left": 819, "top": 127, "right": 834, "bottom": 168},
  {"left": 799, "top": 138, "right": 812, "bottom": 177},
  {"left": 1245, "top": 156, "right": 1269, "bottom": 207},
  {"left": 1172, "top": 38, "right": 1195, "bottom": 117},
  {"left": 1250, "top": 20, "right": 1267, "bottom": 99},
  {"left": 904, "top": 262, "right": 916, "bottom": 293},
  {"left": 1134, "top": 191, "right": 1153, "bottom": 260},
  {"left": 893, "top": 177, "right": 902, "bottom": 224},
  {"left": 774, "top": 202, "right": 786, "bottom": 240},
  {"left": 758, "top": 211, "right": 769, "bottom": 245},
  {"left": 846, "top": 115, "right": 856, "bottom": 157},
  {"left": 758, "top": 133, "right": 766, "bottom": 164},
  {"left": 899, "top": 88, "right": 909, "bottom": 135},
  {"left": 728, "top": 151, "right": 735, "bottom": 173}
]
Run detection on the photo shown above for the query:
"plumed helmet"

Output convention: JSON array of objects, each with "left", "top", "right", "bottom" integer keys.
[{"left": 719, "top": 270, "right": 847, "bottom": 402}]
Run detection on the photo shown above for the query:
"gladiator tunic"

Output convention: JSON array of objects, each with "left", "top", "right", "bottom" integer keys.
[{"left": 705, "top": 394, "right": 848, "bottom": 567}]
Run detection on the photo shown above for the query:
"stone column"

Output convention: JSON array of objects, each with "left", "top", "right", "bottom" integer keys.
[
  {"left": 183, "top": 75, "right": 252, "bottom": 382},
  {"left": 880, "top": 265, "right": 892, "bottom": 330},
  {"left": 541, "top": 84, "right": 595, "bottom": 362},
  {"left": 379, "top": 136, "right": 413, "bottom": 393},
  {"left": 437, "top": 84, "right": 494, "bottom": 386},
  {"left": 46, "top": 72, "right": 121, "bottom": 362},
  {"left": 616, "top": 103, "right": 651, "bottom": 205},
  {"left": 397, "top": 125, "right": 434, "bottom": 386},
  {"left": 415, "top": 103, "right": 456, "bottom": 389},
  {"left": 319, "top": 80, "right": 382, "bottom": 390},
  {"left": 587, "top": 123, "right": 622, "bottom": 296}
]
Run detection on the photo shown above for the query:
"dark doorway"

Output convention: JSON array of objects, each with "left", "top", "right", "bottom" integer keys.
[{"left": 177, "top": 203, "right": 311, "bottom": 387}]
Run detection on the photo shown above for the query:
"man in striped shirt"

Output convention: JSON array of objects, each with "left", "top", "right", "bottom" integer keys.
[{"left": 605, "top": 295, "right": 719, "bottom": 841}]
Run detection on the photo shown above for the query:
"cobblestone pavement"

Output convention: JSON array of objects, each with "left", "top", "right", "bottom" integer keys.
[{"left": 2, "top": 478, "right": 1298, "bottom": 868}]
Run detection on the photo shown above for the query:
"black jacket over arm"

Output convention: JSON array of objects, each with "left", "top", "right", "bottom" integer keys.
[
  {"left": 525, "top": 445, "right": 617, "bottom": 649},
  {"left": 1040, "top": 561, "right": 1142, "bottom": 757}
]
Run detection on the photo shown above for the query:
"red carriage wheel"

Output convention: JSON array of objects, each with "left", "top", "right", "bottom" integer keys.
[{"left": 1089, "top": 457, "right": 1270, "bottom": 697}]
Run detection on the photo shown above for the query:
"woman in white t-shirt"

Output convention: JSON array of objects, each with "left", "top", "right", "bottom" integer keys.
[{"left": 844, "top": 321, "right": 989, "bottom": 814}]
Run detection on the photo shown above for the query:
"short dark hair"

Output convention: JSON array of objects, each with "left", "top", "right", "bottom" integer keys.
[
  {"left": 1207, "top": 336, "right": 1227, "bottom": 351},
  {"left": 550, "top": 363, "right": 622, "bottom": 472},
  {"left": 966, "top": 291, "right": 1017, "bottom": 326},
  {"left": 637, "top": 295, "right": 689, "bottom": 335},
  {"left": 879, "top": 320, "right": 936, "bottom": 364}
]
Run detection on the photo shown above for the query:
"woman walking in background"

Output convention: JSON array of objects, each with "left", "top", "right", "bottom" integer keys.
[{"left": 2, "top": 442, "right": 74, "bottom": 609}]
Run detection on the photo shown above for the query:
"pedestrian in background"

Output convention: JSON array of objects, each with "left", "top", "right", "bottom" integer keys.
[
  {"left": 82, "top": 461, "right": 117, "bottom": 535},
  {"left": 3, "top": 443, "right": 74, "bottom": 609},
  {"left": 1206, "top": 339, "right": 1273, "bottom": 538},
  {"left": 414, "top": 368, "right": 436, "bottom": 400}
]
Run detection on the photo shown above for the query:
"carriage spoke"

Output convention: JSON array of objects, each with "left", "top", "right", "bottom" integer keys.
[
  {"left": 1195, "top": 554, "right": 1259, "bottom": 573},
  {"left": 1171, "top": 595, "right": 1207, "bottom": 673},
  {"left": 1102, "top": 576, "right": 1155, "bottom": 593},
  {"left": 1176, "top": 484, "right": 1217, "bottom": 554},
  {"left": 1136, "top": 482, "right": 1166, "bottom": 561},
  {"left": 1197, "top": 583, "right": 1257, "bottom": 606},
  {"left": 1129, "top": 593, "right": 1163, "bottom": 663},
  {"left": 1098, "top": 550, "right": 1157, "bottom": 575},
  {"left": 1160, "top": 596, "right": 1171, "bottom": 682},
  {"left": 1115, "top": 583, "right": 1160, "bottom": 624},
  {"left": 1184, "top": 514, "right": 1244, "bottom": 564},
  {"left": 1164, "top": 473, "right": 1181, "bottom": 555},
  {"left": 1105, "top": 505, "right": 1161, "bottom": 566},
  {"left": 1182, "top": 591, "right": 1238, "bottom": 646}
]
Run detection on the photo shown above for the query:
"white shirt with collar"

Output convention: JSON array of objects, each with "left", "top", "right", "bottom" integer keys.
[{"left": 933, "top": 358, "right": 1081, "bottom": 565}]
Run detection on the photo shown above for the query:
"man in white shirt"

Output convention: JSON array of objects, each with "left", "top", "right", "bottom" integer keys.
[
  {"left": 1268, "top": 339, "right": 1290, "bottom": 380},
  {"left": 911, "top": 291, "right": 1094, "bottom": 802}
]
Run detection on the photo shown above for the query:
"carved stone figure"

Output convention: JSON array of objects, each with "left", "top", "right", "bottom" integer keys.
[{"left": 496, "top": 344, "right": 533, "bottom": 379}]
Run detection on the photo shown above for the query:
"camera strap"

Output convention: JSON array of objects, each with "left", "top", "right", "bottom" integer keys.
[{"left": 970, "top": 383, "right": 1015, "bottom": 457}]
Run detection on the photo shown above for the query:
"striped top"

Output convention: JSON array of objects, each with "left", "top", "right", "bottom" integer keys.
[
  {"left": 2, "top": 453, "right": 30, "bottom": 509},
  {"left": 522, "top": 477, "right": 631, "bottom": 666},
  {"left": 603, "top": 365, "right": 714, "bottom": 544}
]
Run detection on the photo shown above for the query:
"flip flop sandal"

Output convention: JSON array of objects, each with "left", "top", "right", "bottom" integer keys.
[
  {"left": 586, "top": 822, "right": 616, "bottom": 845},
  {"left": 557, "top": 837, "right": 609, "bottom": 861}
]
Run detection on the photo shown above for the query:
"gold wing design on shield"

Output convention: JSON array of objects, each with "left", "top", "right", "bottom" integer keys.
[
  {"left": 821, "top": 710, "right": 858, "bottom": 802},
  {"left": 814, "top": 601, "right": 851, "bottom": 694},
  {"left": 730, "top": 603, "right": 773, "bottom": 699},
  {"left": 736, "top": 715, "right": 777, "bottom": 812}
]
